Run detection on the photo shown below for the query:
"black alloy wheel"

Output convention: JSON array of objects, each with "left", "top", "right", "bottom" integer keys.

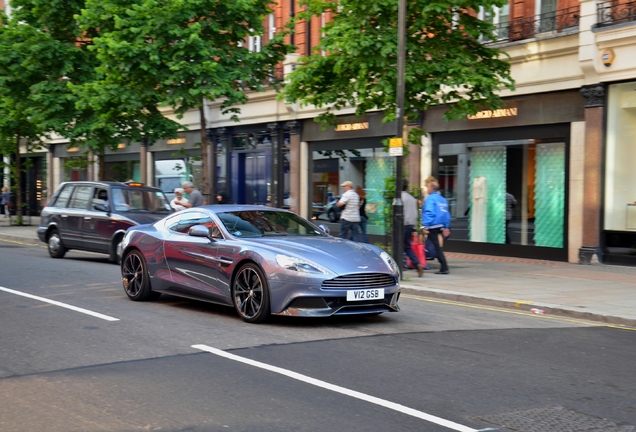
[
  {"left": 121, "top": 250, "right": 160, "bottom": 301},
  {"left": 47, "top": 229, "right": 67, "bottom": 258},
  {"left": 232, "top": 263, "right": 270, "bottom": 323}
]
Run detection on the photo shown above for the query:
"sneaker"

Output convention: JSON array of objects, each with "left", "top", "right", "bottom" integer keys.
[{"left": 435, "top": 270, "right": 449, "bottom": 275}]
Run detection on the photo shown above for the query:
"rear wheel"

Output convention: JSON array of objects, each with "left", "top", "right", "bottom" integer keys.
[
  {"left": 121, "top": 250, "right": 160, "bottom": 301},
  {"left": 47, "top": 229, "right": 67, "bottom": 259},
  {"left": 232, "top": 263, "right": 270, "bottom": 323},
  {"left": 328, "top": 209, "right": 338, "bottom": 222},
  {"left": 109, "top": 234, "right": 124, "bottom": 264}
]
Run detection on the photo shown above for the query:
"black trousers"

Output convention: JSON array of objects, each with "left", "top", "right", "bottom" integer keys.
[{"left": 428, "top": 228, "right": 449, "bottom": 272}]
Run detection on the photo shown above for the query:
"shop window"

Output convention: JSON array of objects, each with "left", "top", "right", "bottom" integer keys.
[
  {"left": 448, "top": 140, "right": 566, "bottom": 248},
  {"left": 605, "top": 82, "right": 636, "bottom": 233}
]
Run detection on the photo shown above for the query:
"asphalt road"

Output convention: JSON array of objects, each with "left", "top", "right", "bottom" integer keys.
[{"left": 1, "top": 240, "right": 635, "bottom": 432}]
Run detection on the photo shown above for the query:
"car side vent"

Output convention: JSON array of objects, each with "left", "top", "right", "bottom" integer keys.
[{"left": 322, "top": 273, "right": 397, "bottom": 289}]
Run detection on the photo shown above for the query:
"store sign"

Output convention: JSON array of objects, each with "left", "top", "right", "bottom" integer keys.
[
  {"left": 467, "top": 107, "right": 518, "bottom": 120},
  {"left": 167, "top": 137, "right": 186, "bottom": 144},
  {"left": 335, "top": 122, "right": 369, "bottom": 131}
]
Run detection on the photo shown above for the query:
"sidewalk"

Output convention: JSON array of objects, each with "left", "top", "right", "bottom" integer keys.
[{"left": 2, "top": 215, "right": 635, "bottom": 327}]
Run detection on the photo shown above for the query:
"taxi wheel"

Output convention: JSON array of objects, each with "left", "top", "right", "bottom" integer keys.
[
  {"left": 47, "top": 229, "right": 67, "bottom": 259},
  {"left": 121, "top": 250, "right": 160, "bottom": 301},
  {"left": 109, "top": 235, "right": 124, "bottom": 264},
  {"left": 232, "top": 263, "right": 270, "bottom": 323}
]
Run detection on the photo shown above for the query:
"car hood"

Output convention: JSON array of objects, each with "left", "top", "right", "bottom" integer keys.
[{"left": 248, "top": 236, "right": 393, "bottom": 275}]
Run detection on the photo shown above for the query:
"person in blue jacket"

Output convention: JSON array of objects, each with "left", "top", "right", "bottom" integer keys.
[{"left": 422, "top": 176, "right": 451, "bottom": 274}]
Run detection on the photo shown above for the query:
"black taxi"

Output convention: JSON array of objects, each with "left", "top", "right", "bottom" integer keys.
[{"left": 37, "top": 181, "right": 173, "bottom": 262}]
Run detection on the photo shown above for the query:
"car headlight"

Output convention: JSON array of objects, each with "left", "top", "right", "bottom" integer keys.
[
  {"left": 380, "top": 251, "right": 399, "bottom": 274},
  {"left": 275, "top": 254, "right": 330, "bottom": 275}
]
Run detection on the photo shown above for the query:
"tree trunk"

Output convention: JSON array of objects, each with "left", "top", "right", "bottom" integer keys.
[
  {"left": 199, "top": 104, "right": 210, "bottom": 204},
  {"left": 99, "top": 152, "right": 105, "bottom": 181},
  {"left": 14, "top": 129, "right": 23, "bottom": 223}
]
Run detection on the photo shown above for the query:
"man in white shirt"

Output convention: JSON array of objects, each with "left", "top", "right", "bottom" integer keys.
[{"left": 337, "top": 181, "right": 361, "bottom": 241}]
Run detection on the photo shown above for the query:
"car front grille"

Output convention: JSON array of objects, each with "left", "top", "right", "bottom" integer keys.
[{"left": 322, "top": 273, "right": 397, "bottom": 289}]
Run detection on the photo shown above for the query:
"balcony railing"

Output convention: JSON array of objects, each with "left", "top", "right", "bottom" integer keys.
[
  {"left": 597, "top": 0, "right": 636, "bottom": 27},
  {"left": 489, "top": 6, "right": 580, "bottom": 43}
]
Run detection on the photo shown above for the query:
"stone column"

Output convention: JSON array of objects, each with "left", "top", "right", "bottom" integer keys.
[
  {"left": 579, "top": 84, "right": 605, "bottom": 264},
  {"left": 287, "top": 121, "right": 300, "bottom": 215},
  {"left": 140, "top": 138, "right": 148, "bottom": 184},
  {"left": 268, "top": 122, "right": 280, "bottom": 208},
  {"left": 47, "top": 145, "right": 55, "bottom": 204}
]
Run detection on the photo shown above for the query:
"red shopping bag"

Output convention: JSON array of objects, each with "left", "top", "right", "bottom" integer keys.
[{"left": 406, "top": 232, "right": 426, "bottom": 268}]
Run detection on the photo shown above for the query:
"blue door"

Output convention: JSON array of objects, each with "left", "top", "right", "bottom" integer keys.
[{"left": 231, "top": 150, "right": 271, "bottom": 205}]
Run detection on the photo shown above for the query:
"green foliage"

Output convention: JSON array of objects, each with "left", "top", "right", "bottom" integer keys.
[
  {"left": 283, "top": 0, "right": 515, "bottom": 140},
  {"left": 77, "top": 0, "right": 294, "bottom": 121}
]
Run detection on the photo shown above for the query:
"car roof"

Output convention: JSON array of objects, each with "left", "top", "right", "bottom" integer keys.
[{"left": 57, "top": 181, "right": 163, "bottom": 191}]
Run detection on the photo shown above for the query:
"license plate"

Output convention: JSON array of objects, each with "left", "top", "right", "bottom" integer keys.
[{"left": 347, "top": 288, "right": 385, "bottom": 301}]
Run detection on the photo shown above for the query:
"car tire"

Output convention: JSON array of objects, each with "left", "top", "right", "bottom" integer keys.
[
  {"left": 232, "top": 263, "right": 270, "bottom": 323},
  {"left": 121, "top": 250, "right": 161, "bottom": 301},
  {"left": 109, "top": 235, "right": 124, "bottom": 264},
  {"left": 328, "top": 209, "right": 338, "bottom": 223},
  {"left": 47, "top": 229, "right": 67, "bottom": 259}
]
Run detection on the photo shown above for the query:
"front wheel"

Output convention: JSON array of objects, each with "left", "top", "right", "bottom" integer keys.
[
  {"left": 47, "top": 230, "right": 67, "bottom": 259},
  {"left": 121, "top": 250, "right": 160, "bottom": 301},
  {"left": 232, "top": 263, "right": 270, "bottom": 323}
]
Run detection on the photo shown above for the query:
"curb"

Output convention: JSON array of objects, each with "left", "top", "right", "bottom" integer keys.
[
  {"left": 0, "top": 233, "right": 40, "bottom": 246},
  {"left": 400, "top": 286, "right": 636, "bottom": 329}
]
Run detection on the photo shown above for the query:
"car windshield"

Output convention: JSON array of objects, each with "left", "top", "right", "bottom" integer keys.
[
  {"left": 217, "top": 210, "right": 325, "bottom": 238},
  {"left": 111, "top": 188, "right": 172, "bottom": 213}
]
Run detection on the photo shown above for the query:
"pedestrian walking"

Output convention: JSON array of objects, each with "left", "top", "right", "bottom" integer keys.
[
  {"left": 422, "top": 176, "right": 451, "bottom": 274},
  {"left": 337, "top": 180, "right": 361, "bottom": 241},
  {"left": 402, "top": 184, "right": 423, "bottom": 277},
  {"left": 0, "top": 186, "right": 9, "bottom": 217},
  {"left": 351, "top": 185, "right": 369, "bottom": 243},
  {"left": 176, "top": 181, "right": 203, "bottom": 208}
]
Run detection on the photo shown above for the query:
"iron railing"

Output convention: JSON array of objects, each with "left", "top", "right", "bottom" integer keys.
[
  {"left": 488, "top": 5, "right": 580, "bottom": 43},
  {"left": 597, "top": 0, "right": 636, "bottom": 27}
]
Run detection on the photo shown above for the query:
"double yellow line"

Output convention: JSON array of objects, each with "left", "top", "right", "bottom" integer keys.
[{"left": 402, "top": 294, "right": 636, "bottom": 331}]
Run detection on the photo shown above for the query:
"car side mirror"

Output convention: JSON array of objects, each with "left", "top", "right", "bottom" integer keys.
[
  {"left": 94, "top": 203, "right": 108, "bottom": 212},
  {"left": 189, "top": 224, "right": 215, "bottom": 240},
  {"left": 318, "top": 224, "right": 330, "bottom": 235}
]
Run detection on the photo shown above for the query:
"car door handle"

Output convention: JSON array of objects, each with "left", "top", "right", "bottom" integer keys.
[
  {"left": 84, "top": 217, "right": 92, "bottom": 221},
  {"left": 61, "top": 214, "right": 68, "bottom": 218}
]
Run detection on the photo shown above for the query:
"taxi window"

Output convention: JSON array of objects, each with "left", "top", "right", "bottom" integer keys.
[
  {"left": 52, "top": 184, "right": 74, "bottom": 208},
  {"left": 68, "top": 186, "right": 92, "bottom": 210}
]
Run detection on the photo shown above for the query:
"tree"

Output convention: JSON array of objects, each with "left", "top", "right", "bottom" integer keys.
[
  {"left": 0, "top": 13, "right": 73, "bottom": 223},
  {"left": 77, "top": 0, "right": 294, "bottom": 203},
  {"left": 283, "top": 0, "right": 515, "bottom": 140},
  {"left": 9, "top": 0, "right": 182, "bottom": 182}
]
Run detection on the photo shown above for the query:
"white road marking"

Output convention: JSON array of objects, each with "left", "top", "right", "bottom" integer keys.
[
  {"left": 192, "top": 344, "right": 488, "bottom": 432},
  {"left": 0, "top": 286, "right": 120, "bottom": 321}
]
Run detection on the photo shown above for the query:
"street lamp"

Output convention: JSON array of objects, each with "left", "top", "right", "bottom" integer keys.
[{"left": 391, "top": 0, "right": 407, "bottom": 278}]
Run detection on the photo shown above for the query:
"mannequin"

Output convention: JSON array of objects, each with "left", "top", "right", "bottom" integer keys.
[{"left": 471, "top": 176, "right": 487, "bottom": 242}]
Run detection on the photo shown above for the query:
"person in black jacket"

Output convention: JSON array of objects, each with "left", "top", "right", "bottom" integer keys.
[{"left": 216, "top": 191, "right": 233, "bottom": 204}]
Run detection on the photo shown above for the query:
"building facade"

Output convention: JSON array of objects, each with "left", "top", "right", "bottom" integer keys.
[{"left": 5, "top": 0, "right": 636, "bottom": 264}]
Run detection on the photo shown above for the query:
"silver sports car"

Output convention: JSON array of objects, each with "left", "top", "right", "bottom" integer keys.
[{"left": 120, "top": 205, "right": 401, "bottom": 323}]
